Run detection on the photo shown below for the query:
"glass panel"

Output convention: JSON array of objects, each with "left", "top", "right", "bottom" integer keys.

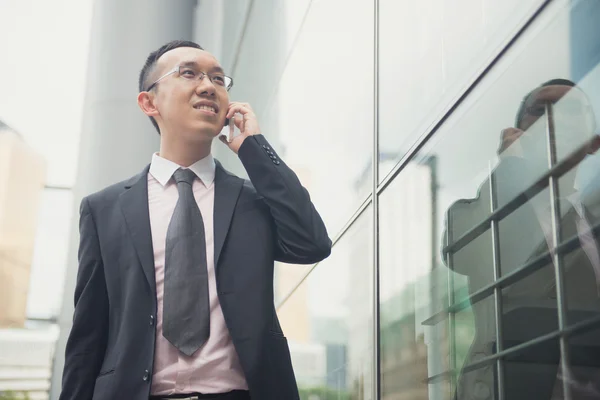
[
  {"left": 379, "top": 1, "right": 600, "bottom": 399},
  {"left": 379, "top": 160, "right": 440, "bottom": 400},
  {"left": 260, "top": 0, "right": 374, "bottom": 237},
  {"left": 557, "top": 7, "right": 600, "bottom": 329},
  {"left": 277, "top": 207, "right": 373, "bottom": 400},
  {"left": 378, "top": 160, "right": 493, "bottom": 399},
  {"left": 27, "top": 188, "right": 73, "bottom": 319},
  {"left": 456, "top": 367, "right": 497, "bottom": 400},
  {"left": 502, "top": 338, "right": 563, "bottom": 399},
  {"left": 378, "top": 0, "right": 544, "bottom": 181},
  {"left": 563, "top": 325, "right": 600, "bottom": 398}
]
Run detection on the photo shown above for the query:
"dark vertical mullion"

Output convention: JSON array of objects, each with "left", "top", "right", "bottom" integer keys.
[
  {"left": 445, "top": 212, "right": 457, "bottom": 397},
  {"left": 546, "top": 102, "right": 572, "bottom": 400},
  {"left": 372, "top": 0, "right": 381, "bottom": 398},
  {"left": 489, "top": 163, "right": 506, "bottom": 400}
]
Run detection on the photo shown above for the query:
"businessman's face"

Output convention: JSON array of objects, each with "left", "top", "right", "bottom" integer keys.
[
  {"left": 150, "top": 47, "right": 230, "bottom": 142},
  {"left": 520, "top": 85, "right": 595, "bottom": 139}
]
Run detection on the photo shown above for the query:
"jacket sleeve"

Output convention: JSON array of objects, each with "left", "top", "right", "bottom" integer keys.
[
  {"left": 59, "top": 197, "right": 109, "bottom": 400},
  {"left": 238, "top": 134, "right": 332, "bottom": 264}
]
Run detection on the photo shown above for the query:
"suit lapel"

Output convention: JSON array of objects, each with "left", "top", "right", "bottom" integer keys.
[
  {"left": 213, "top": 160, "right": 243, "bottom": 268},
  {"left": 119, "top": 164, "right": 156, "bottom": 292}
]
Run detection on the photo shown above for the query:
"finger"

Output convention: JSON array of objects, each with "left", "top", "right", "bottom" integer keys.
[
  {"left": 229, "top": 101, "right": 252, "bottom": 110},
  {"left": 232, "top": 114, "right": 244, "bottom": 130},
  {"left": 227, "top": 103, "right": 253, "bottom": 118}
]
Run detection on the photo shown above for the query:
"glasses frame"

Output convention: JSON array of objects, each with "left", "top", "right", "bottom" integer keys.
[{"left": 145, "top": 65, "right": 234, "bottom": 92}]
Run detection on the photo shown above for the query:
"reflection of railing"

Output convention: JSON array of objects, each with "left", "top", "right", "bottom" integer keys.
[
  {"left": 425, "top": 314, "right": 600, "bottom": 384},
  {"left": 430, "top": 102, "right": 600, "bottom": 397},
  {"left": 423, "top": 218, "right": 600, "bottom": 327},
  {"left": 442, "top": 138, "right": 597, "bottom": 261}
]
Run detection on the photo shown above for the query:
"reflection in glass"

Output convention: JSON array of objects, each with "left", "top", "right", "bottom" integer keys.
[
  {"left": 558, "top": 326, "right": 600, "bottom": 398},
  {"left": 277, "top": 208, "right": 372, "bottom": 400},
  {"left": 379, "top": 159, "right": 451, "bottom": 400},
  {"left": 378, "top": 0, "right": 543, "bottom": 181},
  {"left": 443, "top": 79, "right": 600, "bottom": 399},
  {"left": 261, "top": 0, "right": 374, "bottom": 237},
  {"left": 387, "top": 2, "right": 600, "bottom": 399}
]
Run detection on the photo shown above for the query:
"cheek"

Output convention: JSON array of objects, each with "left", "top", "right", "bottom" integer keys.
[
  {"left": 220, "top": 96, "right": 229, "bottom": 114},
  {"left": 160, "top": 94, "right": 191, "bottom": 118}
]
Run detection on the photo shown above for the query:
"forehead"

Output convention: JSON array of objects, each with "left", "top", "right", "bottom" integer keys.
[{"left": 157, "top": 47, "right": 222, "bottom": 72}]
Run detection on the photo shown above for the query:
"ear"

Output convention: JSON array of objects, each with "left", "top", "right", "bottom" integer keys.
[{"left": 137, "top": 91, "right": 159, "bottom": 117}]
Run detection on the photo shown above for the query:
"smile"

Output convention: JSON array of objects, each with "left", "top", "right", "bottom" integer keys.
[{"left": 193, "top": 104, "right": 217, "bottom": 114}]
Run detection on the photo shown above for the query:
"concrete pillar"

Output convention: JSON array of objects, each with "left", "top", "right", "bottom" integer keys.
[{"left": 49, "top": 1, "right": 196, "bottom": 397}]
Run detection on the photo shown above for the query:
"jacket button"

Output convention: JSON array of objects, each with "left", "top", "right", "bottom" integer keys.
[
  {"left": 273, "top": 160, "right": 280, "bottom": 165},
  {"left": 150, "top": 315, "right": 154, "bottom": 326},
  {"left": 143, "top": 369, "right": 150, "bottom": 381}
]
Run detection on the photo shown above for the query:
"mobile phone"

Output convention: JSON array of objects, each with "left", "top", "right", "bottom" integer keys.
[{"left": 219, "top": 117, "right": 235, "bottom": 142}]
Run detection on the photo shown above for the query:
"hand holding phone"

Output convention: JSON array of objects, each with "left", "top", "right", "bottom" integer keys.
[
  {"left": 219, "top": 116, "right": 237, "bottom": 143},
  {"left": 219, "top": 102, "right": 261, "bottom": 153}
]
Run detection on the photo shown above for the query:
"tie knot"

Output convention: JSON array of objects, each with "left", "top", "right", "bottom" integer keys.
[{"left": 173, "top": 168, "right": 196, "bottom": 186}]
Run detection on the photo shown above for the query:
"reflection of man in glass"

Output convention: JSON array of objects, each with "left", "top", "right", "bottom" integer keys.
[{"left": 446, "top": 79, "right": 600, "bottom": 399}]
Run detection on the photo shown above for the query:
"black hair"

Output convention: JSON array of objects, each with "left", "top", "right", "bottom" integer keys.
[
  {"left": 514, "top": 78, "right": 577, "bottom": 129},
  {"left": 139, "top": 40, "right": 204, "bottom": 134}
]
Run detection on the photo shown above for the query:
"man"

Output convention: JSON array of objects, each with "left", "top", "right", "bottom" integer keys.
[
  {"left": 445, "top": 79, "right": 600, "bottom": 399},
  {"left": 59, "top": 40, "right": 331, "bottom": 400}
]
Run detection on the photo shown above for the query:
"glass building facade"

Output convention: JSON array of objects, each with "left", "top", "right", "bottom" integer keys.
[{"left": 198, "top": 0, "right": 600, "bottom": 398}]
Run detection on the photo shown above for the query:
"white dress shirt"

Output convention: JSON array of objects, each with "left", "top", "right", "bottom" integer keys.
[{"left": 147, "top": 153, "right": 248, "bottom": 395}]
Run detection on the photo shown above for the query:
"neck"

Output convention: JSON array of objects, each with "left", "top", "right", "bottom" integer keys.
[{"left": 159, "top": 136, "right": 212, "bottom": 167}]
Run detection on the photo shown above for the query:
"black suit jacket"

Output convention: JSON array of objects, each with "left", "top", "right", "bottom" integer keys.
[{"left": 59, "top": 135, "right": 332, "bottom": 400}]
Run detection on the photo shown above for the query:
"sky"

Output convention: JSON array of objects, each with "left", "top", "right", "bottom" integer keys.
[{"left": 0, "top": 0, "right": 93, "bottom": 318}]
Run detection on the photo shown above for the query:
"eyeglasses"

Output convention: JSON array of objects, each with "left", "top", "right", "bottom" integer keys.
[{"left": 145, "top": 65, "right": 234, "bottom": 92}]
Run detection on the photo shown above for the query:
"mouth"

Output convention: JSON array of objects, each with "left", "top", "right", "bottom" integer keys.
[{"left": 193, "top": 101, "right": 219, "bottom": 115}]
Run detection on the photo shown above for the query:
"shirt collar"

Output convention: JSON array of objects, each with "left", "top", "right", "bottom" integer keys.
[{"left": 149, "top": 152, "right": 216, "bottom": 187}]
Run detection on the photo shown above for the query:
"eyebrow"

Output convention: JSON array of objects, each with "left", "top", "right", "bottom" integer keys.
[{"left": 179, "top": 60, "right": 225, "bottom": 74}]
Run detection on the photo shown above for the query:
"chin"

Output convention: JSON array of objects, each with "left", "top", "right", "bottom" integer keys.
[{"left": 187, "top": 123, "right": 219, "bottom": 140}]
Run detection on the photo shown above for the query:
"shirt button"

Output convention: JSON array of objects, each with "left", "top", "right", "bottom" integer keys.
[
  {"left": 149, "top": 315, "right": 154, "bottom": 326},
  {"left": 143, "top": 369, "right": 150, "bottom": 381}
]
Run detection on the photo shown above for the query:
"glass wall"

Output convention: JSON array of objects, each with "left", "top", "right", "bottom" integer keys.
[
  {"left": 278, "top": 208, "right": 373, "bottom": 399},
  {"left": 378, "top": 0, "right": 545, "bottom": 181},
  {"left": 220, "top": 0, "right": 600, "bottom": 398},
  {"left": 377, "top": 0, "right": 600, "bottom": 398}
]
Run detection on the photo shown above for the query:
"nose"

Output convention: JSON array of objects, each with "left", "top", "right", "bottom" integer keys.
[{"left": 195, "top": 74, "right": 216, "bottom": 97}]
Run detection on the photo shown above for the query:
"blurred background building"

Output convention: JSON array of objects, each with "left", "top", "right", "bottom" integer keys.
[
  {"left": 0, "top": 122, "right": 57, "bottom": 399},
  {"left": 0, "top": 0, "right": 599, "bottom": 399}
]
